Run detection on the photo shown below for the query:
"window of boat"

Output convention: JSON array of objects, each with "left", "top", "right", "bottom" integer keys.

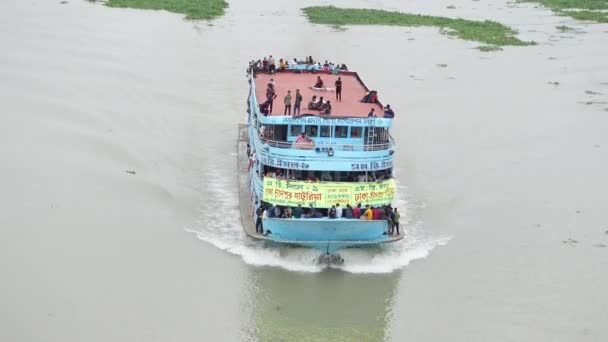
[
  {"left": 350, "top": 127, "right": 362, "bottom": 138},
  {"left": 272, "top": 125, "right": 288, "bottom": 141},
  {"left": 290, "top": 125, "right": 303, "bottom": 136},
  {"left": 335, "top": 126, "right": 348, "bottom": 138},
  {"left": 320, "top": 125, "right": 331, "bottom": 137},
  {"left": 305, "top": 125, "right": 318, "bottom": 137}
]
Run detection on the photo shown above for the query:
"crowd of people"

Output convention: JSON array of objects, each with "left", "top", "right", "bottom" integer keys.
[
  {"left": 367, "top": 104, "right": 396, "bottom": 119},
  {"left": 255, "top": 203, "right": 401, "bottom": 236},
  {"left": 248, "top": 56, "right": 349, "bottom": 76},
  {"left": 257, "top": 166, "right": 392, "bottom": 183},
  {"left": 259, "top": 75, "right": 339, "bottom": 116}
]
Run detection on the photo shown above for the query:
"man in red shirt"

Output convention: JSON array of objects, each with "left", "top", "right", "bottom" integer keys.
[
  {"left": 372, "top": 206, "right": 381, "bottom": 220},
  {"left": 353, "top": 203, "right": 361, "bottom": 219}
]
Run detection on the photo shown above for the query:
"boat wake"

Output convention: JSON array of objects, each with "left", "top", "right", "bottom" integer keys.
[{"left": 185, "top": 165, "right": 450, "bottom": 273}]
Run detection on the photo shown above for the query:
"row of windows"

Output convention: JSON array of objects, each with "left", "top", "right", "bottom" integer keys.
[{"left": 290, "top": 125, "right": 362, "bottom": 138}]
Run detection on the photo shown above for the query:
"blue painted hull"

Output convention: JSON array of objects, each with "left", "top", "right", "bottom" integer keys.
[{"left": 261, "top": 218, "right": 389, "bottom": 253}]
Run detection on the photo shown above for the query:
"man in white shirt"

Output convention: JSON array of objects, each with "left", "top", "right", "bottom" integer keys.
[
  {"left": 357, "top": 173, "right": 367, "bottom": 182},
  {"left": 335, "top": 203, "right": 343, "bottom": 218}
]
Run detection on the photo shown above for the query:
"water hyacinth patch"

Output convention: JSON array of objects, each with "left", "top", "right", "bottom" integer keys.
[{"left": 302, "top": 6, "right": 535, "bottom": 47}]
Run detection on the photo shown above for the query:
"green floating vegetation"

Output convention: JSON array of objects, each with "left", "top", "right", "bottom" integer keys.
[
  {"left": 477, "top": 45, "right": 503, "bottom": 52},
  {"left": 524, "top": 0, "right": 608, "bottom": 10},
  {"left": 556, "top": 24, "right": 574, "bottom": 31},
  {"left": 521, "top": 0, "right": 608, "bottom": 23},
  {"left": 302, "top": 6, "right": 534, "bottom": 47},
  {"left": 560, "top": 10, "right": 608, "bottom": 23},
  {"left": 105, "top": 0, "right": 228, "bottom": 20}
]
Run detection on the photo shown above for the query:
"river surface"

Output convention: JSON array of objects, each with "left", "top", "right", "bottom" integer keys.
[{"left": 1, "top": 0, "right": 607, "bottom": 341}]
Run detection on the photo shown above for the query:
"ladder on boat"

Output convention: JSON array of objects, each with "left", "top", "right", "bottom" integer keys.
[
  {"left": 366, "top": 118, "right": 375, "bottom": 151},
  {"left": 366, "top": 117, "right": 390, "bottom": 151}
]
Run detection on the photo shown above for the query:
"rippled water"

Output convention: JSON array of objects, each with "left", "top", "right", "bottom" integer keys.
[{"left": 1, "top": 0, "right": 607, "bottom": 341}]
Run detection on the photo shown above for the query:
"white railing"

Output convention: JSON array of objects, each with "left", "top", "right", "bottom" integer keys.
[{"left": 258, "top": 137, "right": 394, "bottom": 151}]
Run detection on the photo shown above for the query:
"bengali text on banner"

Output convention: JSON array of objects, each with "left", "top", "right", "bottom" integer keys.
[{"left": 262, "top": 177, "right": 395, "bottom": 208}]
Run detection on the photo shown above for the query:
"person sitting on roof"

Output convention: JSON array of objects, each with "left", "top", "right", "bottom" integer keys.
[
  {"left": 383, "top": 104, "right": 395, "bottom": 118},
  {"left": 313, "top": 76, "right": 324, "bottom": 89},
  {"left": 308, "top": 95, "right": 319, "bottom": 110},
  {"left": 361, "top": 90, "right": 378, "bottom": 103},
  {"left": 259, "top": 100, "right": 270, "bottom": 115},
  {"left": 361, "top": 91, "right": 371, "bottom": 103},
  {"left": 370, "top": 91, "right": 378, "bottom": 103},
  {"left": 321, "top": 100, "right": 332, "bottom": 115},
  {"left": 311, "top": 96, "right": 325, "bottom": 110}
]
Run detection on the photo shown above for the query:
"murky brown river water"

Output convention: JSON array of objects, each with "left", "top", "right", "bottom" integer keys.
[{"left": 1, "top": 0, "right": 607, "bottom": 341}]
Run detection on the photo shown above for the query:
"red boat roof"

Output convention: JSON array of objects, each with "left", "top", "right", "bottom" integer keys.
[{"left": 254, "top": 71, "right": 384, "bottom": 118}]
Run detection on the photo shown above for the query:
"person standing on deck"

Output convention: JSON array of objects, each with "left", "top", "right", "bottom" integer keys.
[
  {"left": 364, "top": 205, "right": 373, "bottom": 220},
  {"left": 372, "top": 206, "right": 382, "bottom": 220},
  {"left": 266, "top": 85, "right": 277, "bottom": 114},
  {"left": 248, "top": 149, "right": 256, "bottom": 171},
  {"left": 368, "top": 108, "right": 376, "bottom": 117},
  {"left": 268, "top": 55, "right": 276, "bottom": 73},
  {"left": 293, "top": 204, "right": 303, "bottom": 218},
  {"left": 393, "top": 208, "right": 401, "bottom": 235},
  {"left": 284, "top": 91, "right": 292, "bottom": 115},
  {"left": 255, "top": 205, "right": 264, "bottom": 234},
  {"left": 335, "top": 203, "right": 343, "bottom": 218},
  {"left": 386, "top": 206, "right": 394, "bottom": 235},
  {"left": 294, "top": 89, "right": 303, "bottom": 116},
  {"left": 335, "top": 77, "right": 342, "bottom": 101},
  {"left": 328, "top": 205, "right": 337, "bottom": 219},
  {"left": 344, "top": 204, "right": 353, "bottom": 218},
  {"left": 353, "top": 203, "right": 361, "bottom": 219}
]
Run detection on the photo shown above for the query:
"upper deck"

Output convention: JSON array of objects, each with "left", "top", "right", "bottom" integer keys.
[
  {"left": 254, "top": 71, "right": 384, "bottom": 118},
  {"left": 247, "top": 68, "right": 395, "bottom": 172}
]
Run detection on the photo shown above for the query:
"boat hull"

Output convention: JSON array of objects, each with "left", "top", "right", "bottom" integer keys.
[{"left": 262, "top": 218, "right": 389, "bottom": 254}]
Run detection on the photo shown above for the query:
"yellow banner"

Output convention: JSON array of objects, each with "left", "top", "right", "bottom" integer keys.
[{"left": 262, "top": 177, "right": 395, "bottom": 208}]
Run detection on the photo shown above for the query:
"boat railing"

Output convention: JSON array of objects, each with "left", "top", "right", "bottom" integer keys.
[{"left": 259, "top": 138, "right": 393, "bottom": 151}]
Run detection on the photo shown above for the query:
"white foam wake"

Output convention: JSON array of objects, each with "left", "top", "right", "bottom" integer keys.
[{"left": 184, "top": 165, "right": 450, "bottom": 273}]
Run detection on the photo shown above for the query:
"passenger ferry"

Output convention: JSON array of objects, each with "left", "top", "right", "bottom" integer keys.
[{"left": 238, "top": 59, "right": 402, "bottom": 262}]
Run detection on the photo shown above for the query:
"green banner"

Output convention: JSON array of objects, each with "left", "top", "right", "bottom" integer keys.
[{"left": 262, "top": 177, "right": 395, "bottom": 208}]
